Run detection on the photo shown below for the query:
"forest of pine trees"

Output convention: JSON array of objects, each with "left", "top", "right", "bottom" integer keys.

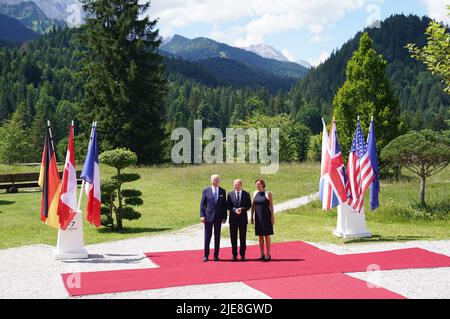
[{"left": 0, "top": 14, "right": 448, "bottom": 164}]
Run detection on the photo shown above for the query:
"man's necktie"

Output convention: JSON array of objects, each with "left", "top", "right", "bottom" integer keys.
[{"left": 236, "top": 192, "right": 240, "bottom": 206}]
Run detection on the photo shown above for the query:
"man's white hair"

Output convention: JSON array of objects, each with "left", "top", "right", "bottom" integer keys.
[
  {"left": 234, "top": 179, "right": 243, "bottom": 185},
  {"left": 211, "top": 174, "right": 220, "bottom": 181}
]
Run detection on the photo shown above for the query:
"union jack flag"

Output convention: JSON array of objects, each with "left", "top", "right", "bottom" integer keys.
[
  {"left": 320, "top": 120, "right": 348, "bottom": 211},
  {"left": 347, "top": 121, "right": 374, "bottom": 213}
]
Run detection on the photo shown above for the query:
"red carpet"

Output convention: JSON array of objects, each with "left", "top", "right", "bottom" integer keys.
[
  {"left": 62, "top": 241, "right": 450, "bottom": 297},
  {"left": 244, "top": 273, "right": 406, "bottom": 299}
]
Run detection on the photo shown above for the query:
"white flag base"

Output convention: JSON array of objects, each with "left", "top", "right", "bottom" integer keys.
[
  {"left": 54, "top": 211, "right": 89, "bottom": 260},
  {"left": 333, "top": 203, "right": 372, "bottom": 239}
]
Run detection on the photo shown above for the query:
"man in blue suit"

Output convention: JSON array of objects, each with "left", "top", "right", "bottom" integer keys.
[{"left": 200, "top": 174, "right": 227, "bottom": 262}]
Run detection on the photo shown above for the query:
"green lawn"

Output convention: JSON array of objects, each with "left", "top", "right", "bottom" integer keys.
[
  {"left": 266, "top": 167, "right": 450, "bottom": 245},
  {"left": 0, "top": 162, "right": 319, "bottom": 249},
  {"left": 1, "top": 163, "right": 448, "bottom": 249}
]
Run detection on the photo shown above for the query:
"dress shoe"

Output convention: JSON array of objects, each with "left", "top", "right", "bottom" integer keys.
[
  {"left": 240, "top": 256, "right": 246, "bottom": 262},
  {"left": 264, "top": 255, "right": 272, "bottom": 262},
  {"left": 258, "top": 254, "right": 265, "bottom": 261},
  {"left": 203, "top": 257, "right": 208, "bottom": 262},
  {"left": 232, "top": 256, "right": 238, "bottom": 262},
  {"left": 214, "top": 256, "right": 220, "bottom": 261}
]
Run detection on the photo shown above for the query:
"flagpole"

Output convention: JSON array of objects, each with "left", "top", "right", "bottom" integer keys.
[
  {"left": 77, "top": 121, "right": 95, "bottom": 213},
  {"left": 47, "top": 120, "right": 55, "bottom": 153}
]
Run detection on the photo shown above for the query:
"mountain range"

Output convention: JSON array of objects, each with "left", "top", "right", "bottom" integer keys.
[
  {"left": 0, "top": 9, "right": 447, "bottom": 128},
  {"left": 0, "top": 12, "right": 38, "bottom": 42},
  {"left": 160, "top": 34, "right": 309, "bottom": 80},
  {"left": 0, "top": 0, "right": 65, "bottom": 33},
  {"left": 0, "top": 0, "right": 76, "bottom": 21},
  {"left": 241, "top": 44, "right": 312, "bottom": 69},
  {"left": 242, "top": 44, "right": 289, "bottom": 62}
]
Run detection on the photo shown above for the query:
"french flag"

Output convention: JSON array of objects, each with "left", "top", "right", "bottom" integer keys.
[{"left": 80, "top": 123, "right": 101, "bottom": 228}]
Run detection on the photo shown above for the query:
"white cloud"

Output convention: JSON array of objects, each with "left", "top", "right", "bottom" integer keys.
[
  {"left": 147, "top": 0, "right": 367, "bottom": 46},
  {"left": 207, "top": 25, "right": 229, "bottom": 43},
  {"left": 422, "top": 0, "right": 450, "bottom": 24},
  {"left": 281, "top": 48, "right": 295, "bottom": 61},
  {"left": 310, "top": 34, "right": 332, "bottom": 43},
  {"left": 309, "top": 51, "right": 331, "bottom": 67}
]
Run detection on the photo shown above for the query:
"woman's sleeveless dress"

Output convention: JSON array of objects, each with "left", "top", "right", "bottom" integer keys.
[{"left": 253, "top": 191, "right": 274, "bottom": 236}]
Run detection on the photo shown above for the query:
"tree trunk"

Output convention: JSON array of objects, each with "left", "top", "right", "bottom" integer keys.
[
  {"left": 116, "top": 168, "right": 123, "bottom": 230},
  {"left": 420, "top": 175, "right": 426, "bottom": 206},
  {"left": 110, "top": 194, "right": 115, "bottom": 230},
  {"left": 116, "top": 209, "right": 123, "bottom": 230}
]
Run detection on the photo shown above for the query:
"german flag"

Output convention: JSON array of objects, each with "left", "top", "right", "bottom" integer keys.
[{"left": 38, "top": 125, "right": 61, "bottom": 229}]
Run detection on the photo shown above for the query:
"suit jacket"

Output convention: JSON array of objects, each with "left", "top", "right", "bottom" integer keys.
[
  {"left": 226, "top": 190, "right": 251, "bottom": 225},
  {"left": 200, "top": 186, "right": 227, "bottom": 223}
]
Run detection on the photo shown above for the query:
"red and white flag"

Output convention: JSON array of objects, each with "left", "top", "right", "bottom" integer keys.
[{"left": 58, "top": 122, "right": 78, "bottom": 230}]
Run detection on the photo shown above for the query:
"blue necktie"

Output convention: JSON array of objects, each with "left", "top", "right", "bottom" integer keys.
[{"left": 214, "top": 188, "right": 218, "bottom": 202}]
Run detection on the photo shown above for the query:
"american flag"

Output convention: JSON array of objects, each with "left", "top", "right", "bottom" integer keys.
[
  {"left": 320, "top": 120, "right": 348, "bottom": 211},
  {"left": 347, "top": 121, "right": 374, "bottom": 213}
]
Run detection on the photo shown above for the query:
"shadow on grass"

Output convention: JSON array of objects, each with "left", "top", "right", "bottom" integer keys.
[
  {"left": 0, "top": 200, "right": 15, "bottom": 205},
  {"left": 344, "top": 235, "right": 430, "bottom": 244},
  {"left": 97, "top": 227, "right": 172, "bottom": 234},
  {"left": 0, "top": 200, "right": 15, "bottom": 213}
]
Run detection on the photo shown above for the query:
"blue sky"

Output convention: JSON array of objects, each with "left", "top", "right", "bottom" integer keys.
[{"left": 147, "top": 0, "right": 449, "bottom": 66}]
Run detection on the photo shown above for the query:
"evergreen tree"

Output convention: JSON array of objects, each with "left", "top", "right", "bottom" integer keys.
[
  {"left": 0, "top": 117, "right": 32, "bottom": 165},
  {"left": 29, "top": 106, "right": 47, "bottom": 161},
  {"left": 78, "top": 0, "right": 167, "bottom": 164},
  {"left": 11, "top": 101, "right": 33, "bottom": 129},
  {"left": 333, "top": 32, "right": 401, "bottom": 156},
  {"left": 99, "top": 148, "right": 143, "bottom": 230}
]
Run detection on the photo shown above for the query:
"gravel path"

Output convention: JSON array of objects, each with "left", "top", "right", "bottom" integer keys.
[{"left": 0, "top": 192, "right": 449, "bottom": 299}]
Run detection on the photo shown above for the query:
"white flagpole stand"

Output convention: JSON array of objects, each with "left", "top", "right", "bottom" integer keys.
[
  {"left": 54, "top": 210, "right": 89, "bottom": 260},
  {"left": 53, "top": 120, "right": 91, "bottom": 260},
  {"left": 333, "top": 203, "right": 372, "bottom": 239}
]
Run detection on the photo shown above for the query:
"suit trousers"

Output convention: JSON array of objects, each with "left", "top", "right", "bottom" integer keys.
[
  {"left": 204, "top": 218, "right": 222, "bottom": 258},
  {"left": 230, "top": 218, "right": 247, "bottom": 257}
]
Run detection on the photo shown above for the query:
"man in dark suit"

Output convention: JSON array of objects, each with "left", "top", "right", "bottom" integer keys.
[
  {"left": 227, "top": 179, "right": 251, "bottom": 261},
  {"left": 200, "top": 174, "right": 227, "bottom": 262}
]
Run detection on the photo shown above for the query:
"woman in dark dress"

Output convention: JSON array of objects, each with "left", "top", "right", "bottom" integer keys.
[{"left": 251, "top": 179, "right": 274, "bottom": 261}]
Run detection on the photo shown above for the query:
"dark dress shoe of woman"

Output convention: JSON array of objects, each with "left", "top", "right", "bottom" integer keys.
[
  {"left": 264, "top": 255, "right": 272, "bottom": 262},
  {"left": 258, "top": 254, "right": 265, "bottom": 261}
]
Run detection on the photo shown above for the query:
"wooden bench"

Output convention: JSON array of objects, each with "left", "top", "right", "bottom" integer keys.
[{"left": 0, "top": 171, "right": 83, "bottom": 193}]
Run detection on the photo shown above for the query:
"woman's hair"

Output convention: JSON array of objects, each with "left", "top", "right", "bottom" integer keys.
[{"left": 255, "top": 179, "right": 266, "bottom": 189}]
